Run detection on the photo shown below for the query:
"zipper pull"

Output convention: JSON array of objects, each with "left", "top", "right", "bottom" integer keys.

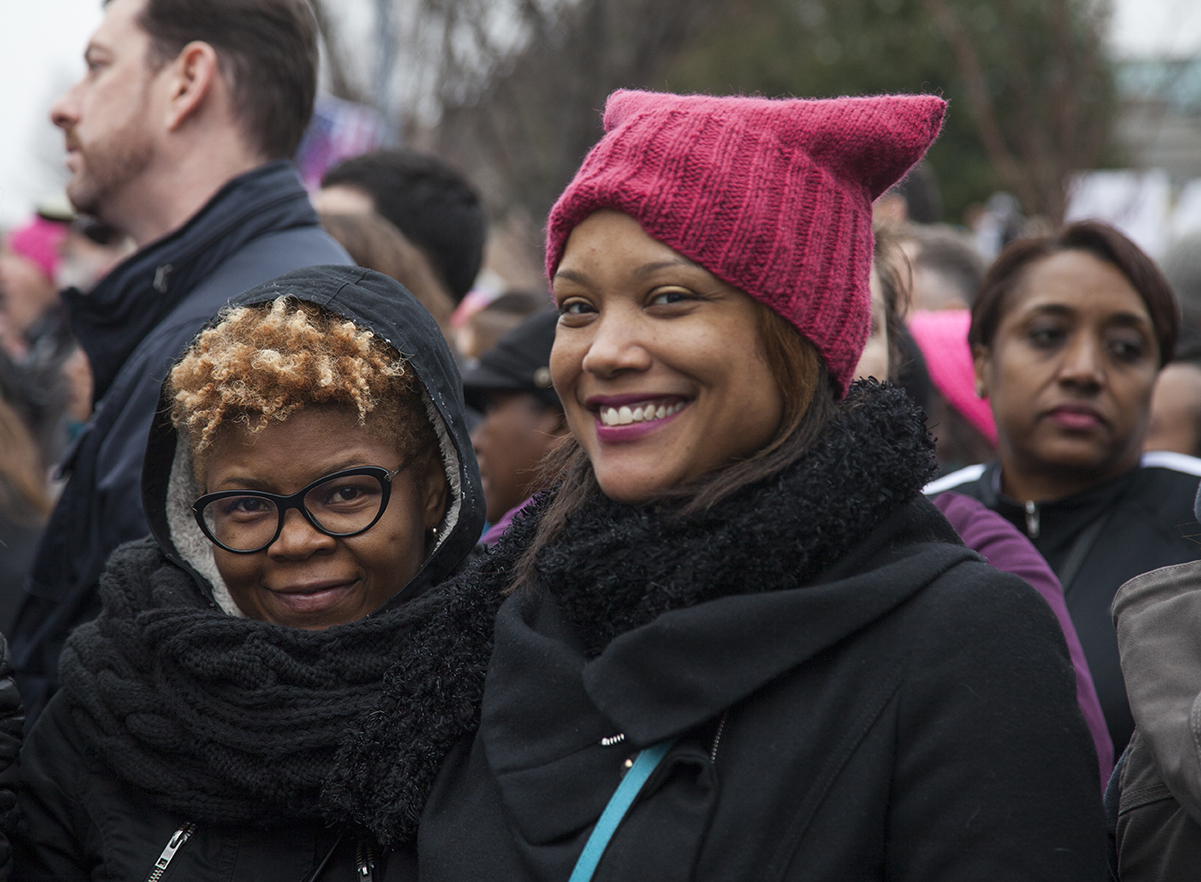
[
  {"left": 356, "top": 838, "right": 375, "bottom": 882},
  {"left": 144, "top": 823, "right": 196, "bottom": 882},
  {"left": 1024, "top": 500, "right": 1040, "bottom": 539}
]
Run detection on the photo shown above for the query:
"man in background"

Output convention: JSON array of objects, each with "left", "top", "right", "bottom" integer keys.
[
  {"left": 10, "top": 0, "right": 350, "bottom": 722},
  {"left": 318, "top": 149, "right": 487, "bottom": 303}
]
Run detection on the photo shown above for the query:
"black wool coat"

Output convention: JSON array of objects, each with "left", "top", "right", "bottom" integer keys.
[{"left": 418, "top": 385, "right": 1108, "bottom": 881}]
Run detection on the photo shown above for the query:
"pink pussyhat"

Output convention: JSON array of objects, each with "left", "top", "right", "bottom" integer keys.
[
  {"left": 7, "top": 216, "right": 68, "bottom": 282},
  {"left": 906, "top": 309, "right": 997, "bottom": 447},
  {"left": 545, "top": 89, "right": 946, "bottom": 396}
]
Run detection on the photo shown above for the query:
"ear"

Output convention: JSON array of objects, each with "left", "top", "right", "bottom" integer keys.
[
  {"left": 164, "top": 41, "right": 220, "bottom": 132},
  {"left": 420, "top": 461, "right": 449, "bottom": 531},
  {"left": 972, "top": 343, "right": 990, "bottom": 399}
]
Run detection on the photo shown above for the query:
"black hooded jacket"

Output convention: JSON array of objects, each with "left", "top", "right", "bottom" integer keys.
[
  {"left": 11, "top": 267, "right": 489, "bottom": 882},
  {"left": 9, "top": 161, "right": 352, "bottom": 724}
]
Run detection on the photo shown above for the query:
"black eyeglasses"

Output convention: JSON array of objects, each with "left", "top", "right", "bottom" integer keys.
[{"left": 192, "top": 464, "right": 407, "bottom": 554}]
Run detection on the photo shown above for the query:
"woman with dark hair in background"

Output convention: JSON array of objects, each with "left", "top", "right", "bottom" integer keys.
[
  {"left": 415, "top": 90, "right": 1105, "bottom": 881},
  {"left": 928, "top": 221, "right": 1201, "bottom": 758}
]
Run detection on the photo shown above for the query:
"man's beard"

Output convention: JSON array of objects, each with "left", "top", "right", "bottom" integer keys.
[{"left": 65, "top": 123, "right": 154, "bottom": 230}]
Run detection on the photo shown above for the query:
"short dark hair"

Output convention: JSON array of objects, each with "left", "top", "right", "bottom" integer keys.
[
  {"left": 322, "top": 150, "right": 487, "bottom": 302},
  {"left": 969, "top": 220, "right": 1179, "bottom": 367},
  {"left": 132, "top": 0, "right": 318, "bottom": 159}
]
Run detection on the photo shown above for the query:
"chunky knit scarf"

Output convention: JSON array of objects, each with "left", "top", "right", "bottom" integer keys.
[
  {"left": 62, "top": 382, "right": 934, "bottom": 850},
  {"left": 59, "top": 542, "right": 502, "bottom": 846},
  {"left": 526, "top": 381, "right": 939, "bottom": 657}
]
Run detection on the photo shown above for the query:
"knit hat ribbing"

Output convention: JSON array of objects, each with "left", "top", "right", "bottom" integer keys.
[{"left": 545, "top": 90, "right": 946, "bottom": 395}]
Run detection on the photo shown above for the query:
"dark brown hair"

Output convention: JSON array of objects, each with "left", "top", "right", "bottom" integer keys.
[
  {"left": 130, "top": 0, "right": 318, "bottom": 159},
  {"left": 509, "top": 302, "right": 834, "bottom": 592},
  {"left": 969, "top": 221, "right": 1179, "bottom": 367}
]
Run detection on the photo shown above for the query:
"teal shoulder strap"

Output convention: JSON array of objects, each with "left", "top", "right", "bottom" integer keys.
[{"left": 568, "top": 739, "right": 677, "bottom": 882}]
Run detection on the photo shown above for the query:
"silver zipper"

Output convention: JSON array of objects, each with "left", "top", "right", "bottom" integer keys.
[
  {"left": 144, "top": 823, "right": 195, "bottom": 882},
  {"left": 356, "top": 838, "right": 375, "bottom": 882},
  {"left": 710, "top": 711, "right": 729, "bottom": 763},
  {"left": 1024, "top": 500, "right": 1040, "bottom": 539}
]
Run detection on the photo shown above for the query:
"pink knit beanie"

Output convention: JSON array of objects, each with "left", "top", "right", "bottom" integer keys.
[
  {"left": 7, "top": 216, "right": 68, "bottom": 282},
  {"left": 906, "top": 309, "right": 997, "bottom": 447},
  {"left": 545, "top": 89, "right": 946, "bottom": 395}
]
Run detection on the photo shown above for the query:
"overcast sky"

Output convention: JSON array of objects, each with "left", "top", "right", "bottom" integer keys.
[{"left": 0, "top": 0, "right": 1198, "bottom": 227}]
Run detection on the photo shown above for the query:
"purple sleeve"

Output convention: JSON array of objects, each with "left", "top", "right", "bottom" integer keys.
[
  {"left": 933, "top": 491, "right": 1114, "bottom": 787},
  {"left": 477, "top": 496, "right": 537, "bottom": 546}
]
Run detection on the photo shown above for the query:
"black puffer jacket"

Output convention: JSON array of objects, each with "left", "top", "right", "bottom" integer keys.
[
  {"left": 11, "top": 268, "right": 489, "bottom": 882},
  {"left": 419, "top": 384, "right": 1108, "bottom": 881}
]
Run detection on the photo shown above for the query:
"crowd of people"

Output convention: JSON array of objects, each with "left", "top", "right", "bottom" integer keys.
[{"left": 2, "top": 0, "right": 1201, "bottom": 879}]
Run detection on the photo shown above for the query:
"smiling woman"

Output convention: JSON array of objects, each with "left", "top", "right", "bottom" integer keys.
[
  {"left": 417, "top": 90, "right": 1107, "bottom": 881},
  {"left": 167, "top": 296, "right": 447, "bottom": 629},
  {"left": 12, "top": 266, "right": 490, "bottom": 881}
]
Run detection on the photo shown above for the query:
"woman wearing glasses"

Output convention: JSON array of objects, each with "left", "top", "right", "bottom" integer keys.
[{"left": 12, "top": 266, "right": 491, "bottom": 880}]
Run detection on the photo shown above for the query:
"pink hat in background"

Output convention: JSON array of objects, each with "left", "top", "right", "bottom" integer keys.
[
  {"left": 7, "top": 216, "right": 68, "bottom": 282},
  {"left": 907, "top": 309, "right": 997, "bottom": 446},
  {"left": 544, "top": 89, "right": 946, "bottom": 396}
]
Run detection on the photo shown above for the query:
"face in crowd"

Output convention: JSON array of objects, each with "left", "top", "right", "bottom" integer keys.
[
  {"left": 973, "top": 247, "right": 1161, "bottom": 500},
  {"left": 549, "top": 210, "right": 786, "bottom": 503},
  {"left": 471, "top": 391, "right": 565, "bottom": 525},
  {"left": 195, "top": 406, "right": 446, "bottom": 630},
  {"left": 50, "top": 0, "right": 166, "bottom": 226}
]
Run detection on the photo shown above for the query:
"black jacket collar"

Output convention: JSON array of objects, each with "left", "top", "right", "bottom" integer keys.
[{"left": 65, "top": 160, "right": 318, "bottom": 400}]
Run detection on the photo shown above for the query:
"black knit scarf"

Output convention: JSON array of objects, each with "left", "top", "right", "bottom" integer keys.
[
  {"left": 59, "top": 541, "right": 503, "bottom": 847},
  {"left": 528, "top": 380, "right": 938, "bottom": 657},
  {"left": 62, "top": 382, "right": 934, "bottom": 850}
]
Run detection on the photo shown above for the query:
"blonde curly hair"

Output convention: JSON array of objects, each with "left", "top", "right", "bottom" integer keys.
[{"left": 168, "top": 297, "right": 437, "bottom": 474}]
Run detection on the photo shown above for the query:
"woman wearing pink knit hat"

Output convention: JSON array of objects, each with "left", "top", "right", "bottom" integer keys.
[{"left": 415, "top": 90, "right": 1104, "bottom": 880}]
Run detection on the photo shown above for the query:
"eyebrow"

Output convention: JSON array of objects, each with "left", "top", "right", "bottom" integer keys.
[
  {"left": 211, "top": 459, "right": 380, "bottom": 492},
  {"left": 1022, "top": 302, "right": 1154, "bottom": 331},
  {"left": 554, "top": 256, "right": 705, "bottom": 287}
]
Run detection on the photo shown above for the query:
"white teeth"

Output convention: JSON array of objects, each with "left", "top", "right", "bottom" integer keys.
[{"left": 599, "top": 401, "right": 685, "bottom": 427}]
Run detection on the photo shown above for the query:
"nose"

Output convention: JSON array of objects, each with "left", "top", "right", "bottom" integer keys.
[
  {"left": 50, "top": 80, "right": 82, "bottom": 131},
  {"left": 1058, "top": 332, "right": 1104, "bottom": 390},
  {"left": 579, "top": 311, "right": 652, "bottom": 379},
  {"left": 267, "top": 507, "right": 336, "bottom": 559}
]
